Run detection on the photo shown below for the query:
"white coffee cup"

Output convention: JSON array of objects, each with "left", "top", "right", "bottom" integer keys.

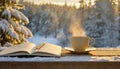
[{"left": 70, "top": 36, "right": 90, "bottom": 51}]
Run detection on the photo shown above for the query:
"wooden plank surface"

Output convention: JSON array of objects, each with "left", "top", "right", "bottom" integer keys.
[
  {"left": 0, "top": 50, "right": 120, "bottom": 69},
  {"left": 0, "top": 62, "right": 120, "bottom": 69}
]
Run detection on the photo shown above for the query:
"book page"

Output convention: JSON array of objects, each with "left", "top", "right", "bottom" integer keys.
[
  {"left": 88, "top": 48, "right": 120, "bottom": 56},
  {"left": 86, "top": 47, "right": 120, "bottom": 51},
  {"left": 31, "top": 43, "right": 45, "bottom": 53},
  {"left": 64, "top": 47, "right": 75, "bottom": 51},
  {"left": 0, "top": 42, "right": 35, "bottom": 56},
  {"left": 89, "top": 50, "right": 120, "bottom": 56},
  {"left": 33, "top": 43, "right": 62, "bottom": 56}
]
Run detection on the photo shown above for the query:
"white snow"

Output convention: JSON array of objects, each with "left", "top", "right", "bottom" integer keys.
[
  {"left": 28, "top": 34, "right": 59, "bottom": 45},
  {"left": 2, "top": 8, "right": 11, "bottom": 19},
  {"left": 0, "top": 35, "right": 120, "bottom": 62},
  {"left": 0, "top": 35, "right": 119, "bottom": 62},
  {"left": 20, "top": 25, "right": 33, "bottom": 37},
  {"left": 0, "top": 56, "right": 91, "bottom": 62},
  {"left": 19, "top": 11, "right": 29, "bottom": 23},
  {"left": 0, "top": 56, "right": 120, "bottom": 62},
  {"left": 10, "top": 8, "right": 21, "bottom": 20}
]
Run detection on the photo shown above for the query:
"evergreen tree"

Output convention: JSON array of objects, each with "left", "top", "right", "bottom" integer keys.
[
  {"left": 116, "top": 12, "right": 120, "bottom": 44},
  {"left": 84, "top": 0, "right": 119, "bottom": 47},
  {"left": 0, "top": 0, "right": 33, "bottom": 46}
]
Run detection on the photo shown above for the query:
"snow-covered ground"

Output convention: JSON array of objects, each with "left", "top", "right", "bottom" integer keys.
[
  {"left": 0, "top": 56, "right": 120, "bottom": 62},
  {"left": 28, "top": 34, "right": 58, "bottom": 46},
  {"left": 0, "top": 56, "right": 90, "bottom": 62}
]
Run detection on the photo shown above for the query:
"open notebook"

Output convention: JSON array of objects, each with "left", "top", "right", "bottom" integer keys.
[
  {"left": 87, "top": 47, "right": 120, "bottom": 56},
  {"left": 0, "top": 42, "right": 62, "bottom": 57}
]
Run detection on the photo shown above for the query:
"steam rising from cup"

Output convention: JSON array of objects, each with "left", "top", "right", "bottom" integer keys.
[{"left": 70, "top": 22, "right": 86, "bottom": 37}]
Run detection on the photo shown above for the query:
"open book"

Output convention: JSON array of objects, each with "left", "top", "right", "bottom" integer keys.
[
  {"left": 0, "top": 42, "right": 62, "bottom": 57},
  {"left": 87, "top": 47, "right": 120, "bottom": 56}
]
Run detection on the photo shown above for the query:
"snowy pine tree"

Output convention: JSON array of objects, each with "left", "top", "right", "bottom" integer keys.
[
  {"left": 0, "top": 0, "right": 33, "bottom": 46},
  {"left": 116, "top": 12, "right": 120, "bottom": 45},
  {"left": 84, "top": 0, "right": 119, "bottom": 47}
]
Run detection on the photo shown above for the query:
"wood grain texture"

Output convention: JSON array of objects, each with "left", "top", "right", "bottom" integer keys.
[{"left": 0, "top": 62, "right": 120, "bottom": 69}]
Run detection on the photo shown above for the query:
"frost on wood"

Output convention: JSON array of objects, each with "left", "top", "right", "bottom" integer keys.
[{"left": 0, "top": 0, "right": 33, "bottom": 46}]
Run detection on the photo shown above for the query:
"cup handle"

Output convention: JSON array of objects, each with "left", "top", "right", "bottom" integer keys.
[{"left": 90, "top": 38, "right": 95, "bottom": 46}]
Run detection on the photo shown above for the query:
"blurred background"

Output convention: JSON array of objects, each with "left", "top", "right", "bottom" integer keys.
[{"left": 20, "top": 0, "right": 120, "bottom": 47}]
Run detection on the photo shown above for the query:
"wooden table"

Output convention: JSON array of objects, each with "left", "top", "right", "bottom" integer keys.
[
  {"left": 0, "top": 50, "right": 120, "bottom": 69},
  {"left": 0, "top": 61, "right": 120, "bottom": 69}
]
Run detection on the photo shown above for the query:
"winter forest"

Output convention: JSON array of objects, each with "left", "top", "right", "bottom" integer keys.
[{"left": 1, "top": 0, "right": 120, "bottom": 48}]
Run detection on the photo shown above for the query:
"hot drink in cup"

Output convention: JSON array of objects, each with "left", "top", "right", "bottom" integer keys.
[{"left": 70, "top": 36, "right": 90, "bottom": 51}]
